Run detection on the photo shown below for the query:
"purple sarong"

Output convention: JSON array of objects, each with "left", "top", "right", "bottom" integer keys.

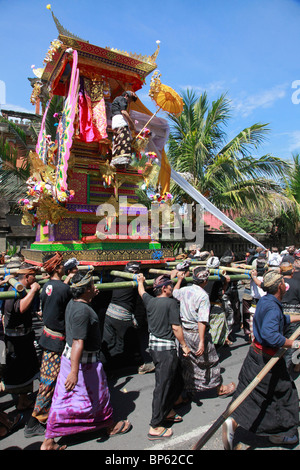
[{"left": 45, "top": 355, "right": 114, "bottom": 438}]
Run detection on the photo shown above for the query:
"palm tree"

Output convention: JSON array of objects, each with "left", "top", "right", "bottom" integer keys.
[
  {"left": 167, "top": 89, "right": 294, "bottom": 216},
  {"left": 0, "top": 120, "right": 31, "bottom": 212},
  {"left": 271, "top": 153, "right": 300, "bottom": 241}
]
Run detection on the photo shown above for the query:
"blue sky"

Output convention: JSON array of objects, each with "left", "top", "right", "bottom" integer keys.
[{"left": 1, "top": 0, "right": 300, "bottom": 162}]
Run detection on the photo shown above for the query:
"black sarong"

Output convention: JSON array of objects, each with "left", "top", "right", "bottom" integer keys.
[
  {"left": 149, "top": 349, "right": 183, "bottom": 428},
  {"left": 231, "top": 345, "right": 299, "bottom": 438},
  {"left": 3, "top": 331, "right": 39, "bottom": 390},
  {"left": 111, "top": 126, "right": 132, "bottom": 166}
]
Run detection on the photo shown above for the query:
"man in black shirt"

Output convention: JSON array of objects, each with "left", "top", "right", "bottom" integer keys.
[
  {"left": 2, "top": 263, "right": 41, "bottom": 411},
  {"left": 292, "top": 253, "right": 300, "bottom": 280},
  {"left": 24, "top": 252, "right": 72, "bottom": 437},
  {"left": 100, "top": 261, "right": 141, "bottom": 370},
  {"left": 111, "top": 90, "right": 137, "bottom": 168},
  {"left": 280, "top": 262, "right": 300, "bottom": 378},
  {"left": 41, "top": 270, "right": 131, "bottom": 450},
  {"left": 137, "top": 273, "right": 190, "bottom": 441}
]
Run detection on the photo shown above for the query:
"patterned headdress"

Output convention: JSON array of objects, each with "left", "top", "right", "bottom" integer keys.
[
  {"left": 70, "top": 270, "right": 94, "bottom": 288},
  {"left": 263, "top": 271, "right": 283, "bottom": 288},
  {"left": 176, "top": 259, "right": 191, "bottom": 271},
  {"left": 192, "top": 266, "right": 210, "bottom": 284},
  {"left": 17, "top": 263, "right": 40, "bottom": 275},
  {"left": 206, "top": 256, "right": 220, "bottom": 268},
  {"left": 64, "top": 257, "right": 79, "bottom": 272},
  {"left": 153, "top": 275, "right": 173, "bottom": 291},
  {"left": 43, "top": 252, "right": 64, "bottom": 273},
  {"left": 125, "top": 261, "right": 141, "bottom": 273}
]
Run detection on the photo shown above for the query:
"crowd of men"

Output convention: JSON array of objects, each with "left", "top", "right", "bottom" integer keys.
[{"left": 0, "top": 243, "right": 299, "bottom": 450}]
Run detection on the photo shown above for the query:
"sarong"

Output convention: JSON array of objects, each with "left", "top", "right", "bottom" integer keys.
[
  {"left": 283, "top": 309, "right": 300, "bottom": 380},
  {"left": 45, "top": 354, "right": 114, "bottom": 438},
  {"left": 111, "top": 126, "right": 132, "bottom": 166},
  {"left": 3, "top": 331, "right": 39, "bottom": 391},
  {"left": 209, "top": 303, "right": 229, "bottom": 346},
  {"left": 32, "top": 350, "right": 61, "bottom": 424},
  {"left": 231, "top": 345, "right": 299, "bottom": 438},
  {"left": 100, "top": 314, "right": 133, "bottom": 367},
  {"left": 222, "top": 294, "right": 234, "bottom": 334},
  {"left": 149, "top": 348, "right": 183, "bottom": 428},
  {"left": 180, "top": 329, "right": 222, "bottom": 392}
]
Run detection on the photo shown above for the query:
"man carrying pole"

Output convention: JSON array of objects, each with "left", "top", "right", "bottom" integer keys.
[
  {"left": 222, "top": 270, "right": 300, "bottom": 449},
  {"left": 24, "top": 253, "right": 72, "bottom": 438},
  {"left": 1, "top": 263, "right": 41, "bottom": 411}
]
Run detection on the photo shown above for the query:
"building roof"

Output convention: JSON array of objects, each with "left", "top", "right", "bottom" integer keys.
[{"left": 42, "top": 34, "right": 159, "bottom": 93}]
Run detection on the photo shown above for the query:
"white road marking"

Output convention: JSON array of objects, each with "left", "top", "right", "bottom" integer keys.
[{"left": 145, "top": 424, "right": 211, "bottom": 450}]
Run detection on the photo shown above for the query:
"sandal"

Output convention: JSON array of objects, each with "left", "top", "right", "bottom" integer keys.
[
  {"left": 225, "top": 339, "right": 233, "bottom": 346},
  {"left": 107, "top": 420, "right": 132, "bottom": 437},
  {"left": 164, "top": 413, "right": 183, "bottom": 423},
  {"left": 51, "top": 444, "right": 67, "bottom": 450},
  {"left": 148, "top": 427, "right": 173, "bottom": 440},
  {"left": 40, "top": 440, "right": 67, "bottom": 450},
  {"left": 218, "top": 382, "right": 236, "bottom": 398}
]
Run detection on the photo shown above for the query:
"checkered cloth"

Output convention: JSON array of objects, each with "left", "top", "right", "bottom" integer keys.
[
  {"left": 63, "top": 343, "right": 101, "bottom": 364},
  {"left": 148, "top": 333, "right": 176, "bottom": 351}
]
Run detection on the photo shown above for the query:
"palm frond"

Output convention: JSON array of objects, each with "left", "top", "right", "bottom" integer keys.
[
  {"left": 166, "top": 89, "right": 293, "bottom": 218},
  {"left": 220, "top": 123, "right": 270, "bottom": 159}
]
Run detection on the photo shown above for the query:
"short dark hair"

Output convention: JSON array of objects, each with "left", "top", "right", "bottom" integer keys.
[{"left": 123, "top": 90, "right": 137, "bottom": 101}]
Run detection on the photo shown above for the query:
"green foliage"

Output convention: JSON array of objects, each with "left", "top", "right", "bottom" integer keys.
[
  {"left": 45, "top": 95, "right": 64, "bottom": 141},
  {"left": 167, "top": 90, "right": 294, "bottom": 216},
  {"left": 233, "top": 215, "right": 273, "bottom": 233},
  {"left": 0, "top": 136, "right": 30, "bottom": 211}
]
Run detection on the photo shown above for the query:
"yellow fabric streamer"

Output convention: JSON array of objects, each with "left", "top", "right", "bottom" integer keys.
[{"left": 157, "top": 148, "right": 171, "bottom": 194}]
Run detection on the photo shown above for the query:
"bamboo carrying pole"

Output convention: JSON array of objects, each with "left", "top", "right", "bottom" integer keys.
[
  {"left": 165, "top": 261, "right": 207, "bottom": 266},
  {"left": 0, "top": 265, "right": 94, "bottom": 276},
  {"left": 108, "top": 270, "right": 250, "bottom": 288},
  {"left": 36, "top": 275, "right": 101, "bottom": 285},
  {"left": 0, "top": 270, "right": 251, "bottom": 298},
  {"left": 149, "top": 268, "right": 227, "bottom": 276},
  {"left": 219, "top": 266, "right": 253, "bottom": 274},
  {"left": 192, "top": 324, "right": 300, "bottom": 450},
  {"left": 7, "top": 277, "right": 26, "bottom": 293},
  {"left": 164, "top": 262, "right": 254, "bottom": 274}
]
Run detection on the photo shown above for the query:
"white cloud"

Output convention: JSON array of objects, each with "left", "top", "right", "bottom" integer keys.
[
  {"left": 180, "top": 81, "right": 227, "bottom": 96},
  {"left": 0, "top": 103, "right": 34, "bottom": 114},
  {"left": 232, "top": 83, "right": 288, "bottom": 117}
]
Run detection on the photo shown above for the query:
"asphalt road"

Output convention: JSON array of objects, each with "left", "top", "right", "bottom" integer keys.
[{"left": 1, "top": 329, "right": 300, "bottom": 454}]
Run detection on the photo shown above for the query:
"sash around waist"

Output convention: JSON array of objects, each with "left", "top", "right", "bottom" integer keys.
[
  {"left": 43, "top": 326, "right": 65, "bottom": 341},
  {"left": 252, "top": 340, "right": 278, "bottom": 357},
  {"left": 4, "top": 326, "right": 32, "bottom": 337}
]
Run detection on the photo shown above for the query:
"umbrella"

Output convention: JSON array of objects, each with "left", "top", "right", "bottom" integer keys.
[
  {"left": 149, "top": 72, "right": 184, "bottom": 115},
  {"left": 135, "top": 72, "right": 183, "bottom": 139}
]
